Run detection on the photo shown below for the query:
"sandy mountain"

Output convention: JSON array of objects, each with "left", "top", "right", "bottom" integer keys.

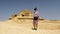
[{"left": 0, "top": 9, "right": 60, "bottom": 34}]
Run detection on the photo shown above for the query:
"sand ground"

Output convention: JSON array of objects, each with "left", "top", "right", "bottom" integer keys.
[{"left": 0, "top": 20, "right": 60, "bottom": 34}]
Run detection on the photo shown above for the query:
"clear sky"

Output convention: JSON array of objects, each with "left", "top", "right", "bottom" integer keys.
[{"left": 0, "top": 0, "right": 60, "bottom": 21}]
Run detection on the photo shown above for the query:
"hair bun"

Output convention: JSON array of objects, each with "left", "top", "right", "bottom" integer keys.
[{"left": 34, "top": 8, "right": 38, "bottom": 10}]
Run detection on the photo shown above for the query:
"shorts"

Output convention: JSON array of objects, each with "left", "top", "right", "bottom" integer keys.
[{"left": 33, "top": 17, "right": 38, "bottom": 20}]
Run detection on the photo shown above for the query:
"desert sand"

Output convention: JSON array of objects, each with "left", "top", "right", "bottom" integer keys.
[{"left": 0, "top": 20, "right": 60, "bottom": 34}]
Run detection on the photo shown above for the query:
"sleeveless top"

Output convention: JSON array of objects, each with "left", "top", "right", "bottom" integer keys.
[{"left": 34, "top": 11, "right": 39, "bottom": 17}]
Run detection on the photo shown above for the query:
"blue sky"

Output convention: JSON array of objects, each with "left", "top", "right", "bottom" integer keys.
[{"left": 0, "top": 0, "right": 60, "bottom": 21}]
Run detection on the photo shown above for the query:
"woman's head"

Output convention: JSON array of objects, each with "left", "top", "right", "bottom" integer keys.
[{"left": 34, "top": 8, "right": 38, "bottom": 11}]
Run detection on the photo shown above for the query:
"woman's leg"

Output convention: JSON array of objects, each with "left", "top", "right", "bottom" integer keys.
[
  {"left": 35, "top": 20, "right": 38, "bottom": 30},
  {"left": 33, "top": 20, "right": 35, "bottom": 29}
]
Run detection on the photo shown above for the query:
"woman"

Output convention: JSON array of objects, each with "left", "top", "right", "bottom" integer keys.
[{"left": 33, "top": 8, "right": 39, "bottom": 30}]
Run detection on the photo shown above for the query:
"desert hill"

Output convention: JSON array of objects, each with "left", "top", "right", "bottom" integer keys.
[{"left": 0, "top": 9, "right": 60, "bottom": 34}]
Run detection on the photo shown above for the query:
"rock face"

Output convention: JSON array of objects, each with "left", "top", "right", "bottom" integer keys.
[
  {"left": 18, "top": 9, "right": 33, "bottom": 18},
  {"left": 9, "top": 9, "right": 44, "bottom": 19},
  {"left": 9, "top": 9, "right": 33, "bottom": 19},
  {"left": 9, "top": 9, "right": 44, "bottom": 22}
]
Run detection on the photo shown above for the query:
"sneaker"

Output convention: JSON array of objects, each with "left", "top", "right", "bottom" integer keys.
[
  {"left": 32, "top": 28, "right": 35, "bottom": 30},
  {"left": 35, "top": 28, "right": 37, "bottom": 30}
]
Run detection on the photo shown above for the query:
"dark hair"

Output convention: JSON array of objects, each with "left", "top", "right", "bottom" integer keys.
[{"left": 34, "top": 8, "right": 38, "bottom": 10}]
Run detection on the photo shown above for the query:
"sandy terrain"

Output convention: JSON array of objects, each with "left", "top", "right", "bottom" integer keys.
[{"left": 0, "top": 20, "right": 60, "bottom": 34}]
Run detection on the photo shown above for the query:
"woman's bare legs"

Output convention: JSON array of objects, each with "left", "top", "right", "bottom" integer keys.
[{"left": 33, "top": 20, "right": 38, "bottom": 30}]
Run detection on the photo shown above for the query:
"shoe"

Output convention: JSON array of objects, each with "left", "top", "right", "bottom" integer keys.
[
  {"left": 35, "top": 28, "right": 37, "bottom": 30},
  {"left": 32, "top": 28, "right": 35, "bottom": 30}
]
